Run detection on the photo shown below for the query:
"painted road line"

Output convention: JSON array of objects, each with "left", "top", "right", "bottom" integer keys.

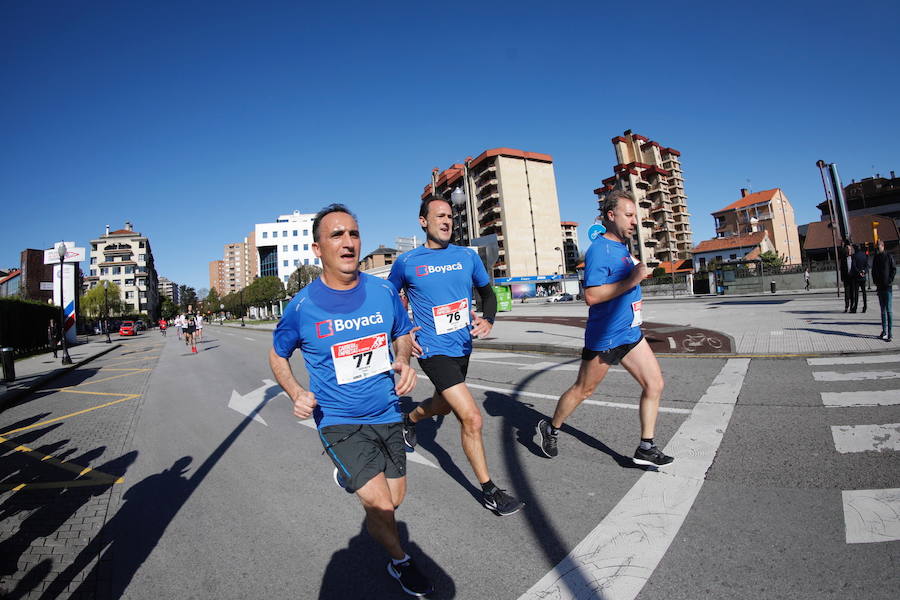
[
  {"left": 821, "top": 390, "right": 900, "bottom": 407},
  {"left": 812, "top": 370, "right": 900, "bottom": 381},
  {"left": 1, "top": 394, "right": 140, "bottom": 435},
  {"left": 0, "top": 436, "right": 125, "bottom": 491},
  {"left": 518, "top": 358, "right": 750, "bottom": 600},
  {"left": 244, "top": 337, "right": 255, "bottom": 341},
  {"left": 808, "top": 354, "right": 900, "bottom": 366},
  {"left": 830, "top": 423, "right": 900, "bottom": 453},
  {"left": 668, "top": 336, "right": 676, "bottom": 350},
  {"left": 296, "top": 419, "right": 439, "bottom": 469},
  {"left": 415, "top": 375, "right": 690, "bottom": 415},
  {"left": 842, "top": 488, "right": 900, "bottom": 543}
]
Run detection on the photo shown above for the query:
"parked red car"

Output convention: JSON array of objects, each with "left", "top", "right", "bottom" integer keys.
[{"left": 119, "top": 321, "right": 137, "bottom": 336}]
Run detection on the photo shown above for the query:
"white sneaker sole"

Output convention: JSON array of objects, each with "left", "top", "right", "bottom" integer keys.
[{"left": 632, "top": 456, "right": 674, "bottom": 467}]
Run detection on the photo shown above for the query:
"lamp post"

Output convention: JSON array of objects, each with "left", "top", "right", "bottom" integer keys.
[
  {"left": 103, "top": 281, "right": 111, "bottom": 343},
  {"left": 240, "top": 289, "right": 245, "bottom": 327},
  {"left": 56, "top": 242, "right": 73, "bottom": 364},
  {"left": 554, "top": 246, "right": 566, "bottom": 293}
]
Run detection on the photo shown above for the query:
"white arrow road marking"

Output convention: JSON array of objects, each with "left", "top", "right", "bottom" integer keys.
[
  {"left": 228, "top": 379, "right": 286, "bottom": 426},
  {"left": 518, "top": 358, "right": 750, "bottom": 600},
  {"left": 842, "top": 488, "right": 900, "bottom": 543},
  {"left": 297, "top": 419, "right": 439, "bottom": 469},
  {"left": 830, "top": 423, "right": 900, "bottom": 453}
]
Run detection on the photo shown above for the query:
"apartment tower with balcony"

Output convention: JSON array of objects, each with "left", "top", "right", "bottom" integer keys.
[
  {"left": 560, "top": 222, "right": 579, "bottom": 274},
  {"left": 85, "top": 221, "right": 160, "bottom": 318},
  {"left": 594, "top": 130, "right": 693, "bottom": 267},
  {"left": 423, "top": 148, "right": 564, "bottom": 279}
]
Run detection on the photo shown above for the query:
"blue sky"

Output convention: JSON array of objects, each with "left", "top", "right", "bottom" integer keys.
[{"left": 2, "top": 1, "right": 898, "bottom": 290}]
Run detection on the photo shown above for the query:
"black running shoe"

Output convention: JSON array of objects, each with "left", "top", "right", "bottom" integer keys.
[
  {"left": 402, "top": 414, "right": 417, "bottom": 451},
  {"left": 536, "top": 419, "right": 558, "bottom": 458},
  {"left": 388, "top": 558, "right": 433, "bottom": 597},
  {"left": 633, "top": 445, "right": 675, "bottom": 467},
  {"left": 482, "top": 486, "right": 524, "bottom": 516}
]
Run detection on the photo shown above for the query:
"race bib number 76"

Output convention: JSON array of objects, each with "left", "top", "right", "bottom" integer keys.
[
  {"left": 432, "top": 298, "right": 470, "bottom": 335},
  {"left": 331, "top": 333, "right": 391, "bottom": 385}
]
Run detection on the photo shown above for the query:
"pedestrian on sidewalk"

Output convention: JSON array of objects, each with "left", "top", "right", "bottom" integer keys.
[
  {"left": 48, "top": 318, "right": 58, "bottom": 358},
  {"left": 537, "top": 189, "right": 674, "bottom": 468},
  {"left": 840, "top": 243, "right": 857, "bottom": 312},
  {"left": 851, "top": 243, "right": 869, "bottom": 313},
  {"left": 872, "top": 240, "right": 896, "bottom": 342},
  {"left": 388, "top": 195, "right": 524, "bottom": 517},
  {"left": 269, "top": 204, "right": 433, "bottom": 597},
  {"left": 804, "top": 267, "right": 810, "bottom": 291}
]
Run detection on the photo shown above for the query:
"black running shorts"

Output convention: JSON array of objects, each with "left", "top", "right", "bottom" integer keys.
[
  {"left": 581, "top": 334, "right": 644, "bottom": 365},
  {"left": 318, "top": 422, "right": 406, "bottom": 494},
  {"left": 417, "top": 354, "right": 470, "bottom": 393}
]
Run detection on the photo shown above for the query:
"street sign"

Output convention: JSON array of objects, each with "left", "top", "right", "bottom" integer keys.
[
  {"left": 44, "top": 243, "right": 86, "bottom": 264},
  {"left": 40, "top": 282, "right": 54, "bottom": 291}
]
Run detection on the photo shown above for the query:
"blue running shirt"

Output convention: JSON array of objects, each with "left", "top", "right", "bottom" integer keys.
[
  {"left": 388, "top": 244, "right": 489, "bottom": 358},
  {"left": 583, "top": 236, "right": 643, "bottom": 351},
  {"left": 272, "top": 273, "right": 414, "bottom": 428}
]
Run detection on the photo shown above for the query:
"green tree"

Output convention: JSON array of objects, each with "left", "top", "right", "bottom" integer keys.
[
  {"left": 80, "top": 282, "right": 124, "bottom": 318},
  {"left": 247, "top": 276, "right": 285, "bottom": 308},
  {"left": 759, "top": 251, "right": 783, "bottom": 269},
  {"left": 286, "top": 265, "right": 322, "bottom": 296},
  {"left": 160, "top": 296, "right": 177, "bottom": 319},
  {"left": 179, "top": 285, "right": 198, "bottom": 311}
]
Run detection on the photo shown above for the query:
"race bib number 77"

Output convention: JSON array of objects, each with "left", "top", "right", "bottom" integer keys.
[
  {"left": 432, "top": 298, "right": 470, "bottom": 335},
  {"left": 331, "top": 333, "right": 391, "bottom": 385}
]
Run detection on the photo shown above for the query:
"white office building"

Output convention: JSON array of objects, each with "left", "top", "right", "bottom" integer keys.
[{"left": 254, "top": 210, "right": 319, "bottom": 285}]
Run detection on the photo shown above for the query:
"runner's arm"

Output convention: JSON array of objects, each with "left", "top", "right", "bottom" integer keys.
[
  {"left": 392, "top": 333, "right": 417, "bottom": 396},
  {"left": 470, "top": 284, "right": 496, "bottom": 337},
  {"left": 584, "top": 263, "right": 647, "bottom": 306},
  {"left": 268, "top": 348, "right": 316, "bottom": 418}
]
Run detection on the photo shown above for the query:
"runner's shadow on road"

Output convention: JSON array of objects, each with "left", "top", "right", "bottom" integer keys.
[
  {"left": 319, "top": 520, "right": 455, "bottom": 599},
  {"left": 786, "top": 327, "right": 877, "bottom": 339},
  {"left": 398, "top": 399, "right": 482, "bottom": 504},
  {"left": 481, "top": 392, "right": 643, "bottom": 470}
]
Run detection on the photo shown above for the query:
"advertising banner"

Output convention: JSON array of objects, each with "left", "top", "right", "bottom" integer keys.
[
  {"left": 52, "top": 264, "right": 78, "bottom": 344},
  {"left": 493, "top": 286, "right": 512, "bottom": 312}
]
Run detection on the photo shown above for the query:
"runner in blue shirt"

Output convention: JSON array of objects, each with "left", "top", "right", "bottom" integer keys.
[
  {"left": 388, "top": 196, "right": 524, "bottom": 516},
  {"left": 536, "top": 190, "right": 674, "bottom": 467},
  {"left": 269, "top": 204, "right": 433, "bottom": 597}
]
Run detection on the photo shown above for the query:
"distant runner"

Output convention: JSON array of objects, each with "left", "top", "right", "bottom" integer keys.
[{"left": 269, "top": 204, "right": 433, "bottom": 597}]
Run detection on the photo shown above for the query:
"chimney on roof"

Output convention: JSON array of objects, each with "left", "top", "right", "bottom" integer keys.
[
  {"left": 740, "top": 188, "right": 749, "bottom": 198},
  {"left": 125, "top": 221, "right": 133, "bottom": 231},
  {"left": 105, "top": 224, "right": 110, "bottom": 236},
  {"left": 876, "top": 173, "right": 881, "bottom": 179}
]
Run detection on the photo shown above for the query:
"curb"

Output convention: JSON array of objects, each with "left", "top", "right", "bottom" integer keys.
[{"left": 0, "top": 343, "right": 122, "bottom": 412}]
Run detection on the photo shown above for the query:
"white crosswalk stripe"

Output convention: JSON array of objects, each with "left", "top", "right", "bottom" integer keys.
[{"left": 814, "top": 362, "right": 900, "bottom": 544}]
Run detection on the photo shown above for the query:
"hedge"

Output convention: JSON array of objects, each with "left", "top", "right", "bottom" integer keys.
[{"left": 0, "top": 297, "right": 60, "bottom": 356}]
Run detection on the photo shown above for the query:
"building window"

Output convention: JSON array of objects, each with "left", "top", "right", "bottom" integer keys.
[
  {"left": 90, "top": 269, "right": 97, "bottom": 277},
  {"left": 259, "top": 247, "right": 277, "bottom": 277},
  {"left": 283, "top": 260, "right": 288, "bottom": 267},
  {"left": 125, "top": 291, "right": 134, "bottom": 299},
  {"left": 293, "top": 230, "right": 298, "bottom": 236},
  {"left": 730, "top": 254, "right": 737, "bottom": 260},
  {"left": 283, "top": 275, "right": 289, "bottom": 282},
  {"left": 139, "top": 241, "right": 145, "bottom": 248},
  {"left": 262, "top": 232, "right": 268, "bottom": 239},
  {"left": 91, "top": 257, "right": 97, "bottom": 264},
  {"left": 139, "top": 254, "right": 145, "bottom": 261},
  {"left": 293, "top": 259, "right": 299, "bottom": 266},
  {"left": 293, "top": 245, "right": 298, "bottom": 251},
  {"left": 303, "top": 229, "right": 308, "bottom": 236},
  {"left": 314, "top": 258, "right": 319, "bottom": 265},
  {"left": 113, "top": 266, "right": 121, "bottom": 274},
  {"left": 100, "top": 267, "right": 108, "bottom": 275},
  {"left": 125, "top": 279, "right": 134, "bottom": 285},
  {"left": 282, "top": 245, "right": 288, "bottom": 252},
  {"left": 273, "top": 231, "right": 278, "bottom": 238},
  {"left": 303, "top": 244, "right": 309, "bottom": 251},
  {"left": 92, "top": 243, "right": 97, "bottom": 250},
  {"left": 282, "top": 230, "right": 287, "bottom": 237}
]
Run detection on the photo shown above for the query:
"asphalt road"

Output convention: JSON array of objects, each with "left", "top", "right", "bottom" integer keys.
[{"left": 1, "top": 327, "right": 898, "bottom": 599}]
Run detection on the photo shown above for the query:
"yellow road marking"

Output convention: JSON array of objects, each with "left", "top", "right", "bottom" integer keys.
[
  {"left": 99, "top": 367, "right": 149, "bottom": 372},
  {"left": 45, "top": 388, "right": 138, "bottom": 396},
  {"left": 0, "top": 437, "right": 127, "bottom": 491},
  {"left": 102, "top": 355, "right": 159, "bottom": 367},
  {"left": 62, "top": 370, "right": 149, "bottom": 386},
  {"left": 1, "top": 394, "right": 139, "bottom": 435}
]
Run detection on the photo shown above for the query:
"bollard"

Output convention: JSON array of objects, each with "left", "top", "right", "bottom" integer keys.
[
  {"left": 770, "top": 281, "right": 776, "bottom": 294},
  {"left": 1, "top": 347, "right": 15, "bottom": 382}
]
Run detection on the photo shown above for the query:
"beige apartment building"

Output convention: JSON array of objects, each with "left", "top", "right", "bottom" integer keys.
[
  {"left": 560, "top": 221, "right": 579, "bottom": 274},
  {"left": 360, "top": 246, "right": 399, "bottom": 272},
  {"left": 595, "top": 130, "right": 693, "bottom": 267},
  {"left": 85, "top": 221, "right": 160, "bottom": 318},
  {"left": 712, "top": 188, "right": 801, "bottom": 265},
  {"left": 157, "top": 276, "right": 179, "bottom": 305},
  {"left": 210, "top": 233, "right": 258, "bottom": 294},
  {"left": 423, "top": 148, "right": 565, "bottom": 279}
]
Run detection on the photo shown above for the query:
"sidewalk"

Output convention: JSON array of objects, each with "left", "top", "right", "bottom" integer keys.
[
  {"left": 0, "top": 338, "right": 121, "bottom": 411},
  {"left": 218, "top": 290, "right": 897, "bottom": 357}
]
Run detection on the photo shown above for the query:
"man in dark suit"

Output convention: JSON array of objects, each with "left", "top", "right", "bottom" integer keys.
[
  {"left": 850, "top": 244, "right": 869, "bottom": 313},
  {"left": 840, "top": 243, "right": 856, "bottom": 312}
]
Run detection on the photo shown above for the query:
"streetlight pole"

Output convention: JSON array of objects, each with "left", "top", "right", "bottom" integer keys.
[
  {"left": 57, "top": 242, "right": 73, "bottom": 364},
  {"left": 240, "top": 289, "right": 245, "bottom": 327},
  {"left": 103, "top": 282, "right": 111, "bottom": 343},
  {"left": 555, "top": 246, "right": 566, "bottom": 293}
]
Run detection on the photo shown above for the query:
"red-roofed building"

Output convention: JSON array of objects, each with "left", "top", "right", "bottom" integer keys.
[
  {"left": 691, "top": 231, "right": 774, "bottom": 271},
  {"left": 710, "top": 188, "right": 801, "bottom": 265},
  {"left": 423, "top": 148, "right": 563, "bottom": 280},
  {"left": 86, "top": 221, "right": 160, "bottom": 318},
  {"left": 594, "top": 130, "right": 693, "bottom": 268}
]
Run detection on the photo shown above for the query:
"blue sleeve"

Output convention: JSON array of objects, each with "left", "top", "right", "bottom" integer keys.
[
  {"left": 389, "top": 287, "right": 414, "bottom": 339},
  {"left": 272, "top": 300, "right": 302, "bottom": 358},
  {"left": 387, "top": 257, "right": 405, "bottom": 291},
  {"left": 470, "top": 249, "right": 489, "bottom": 287},
  {"left": 584, "top": 245, "right": 611, "bottom": 287}
]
